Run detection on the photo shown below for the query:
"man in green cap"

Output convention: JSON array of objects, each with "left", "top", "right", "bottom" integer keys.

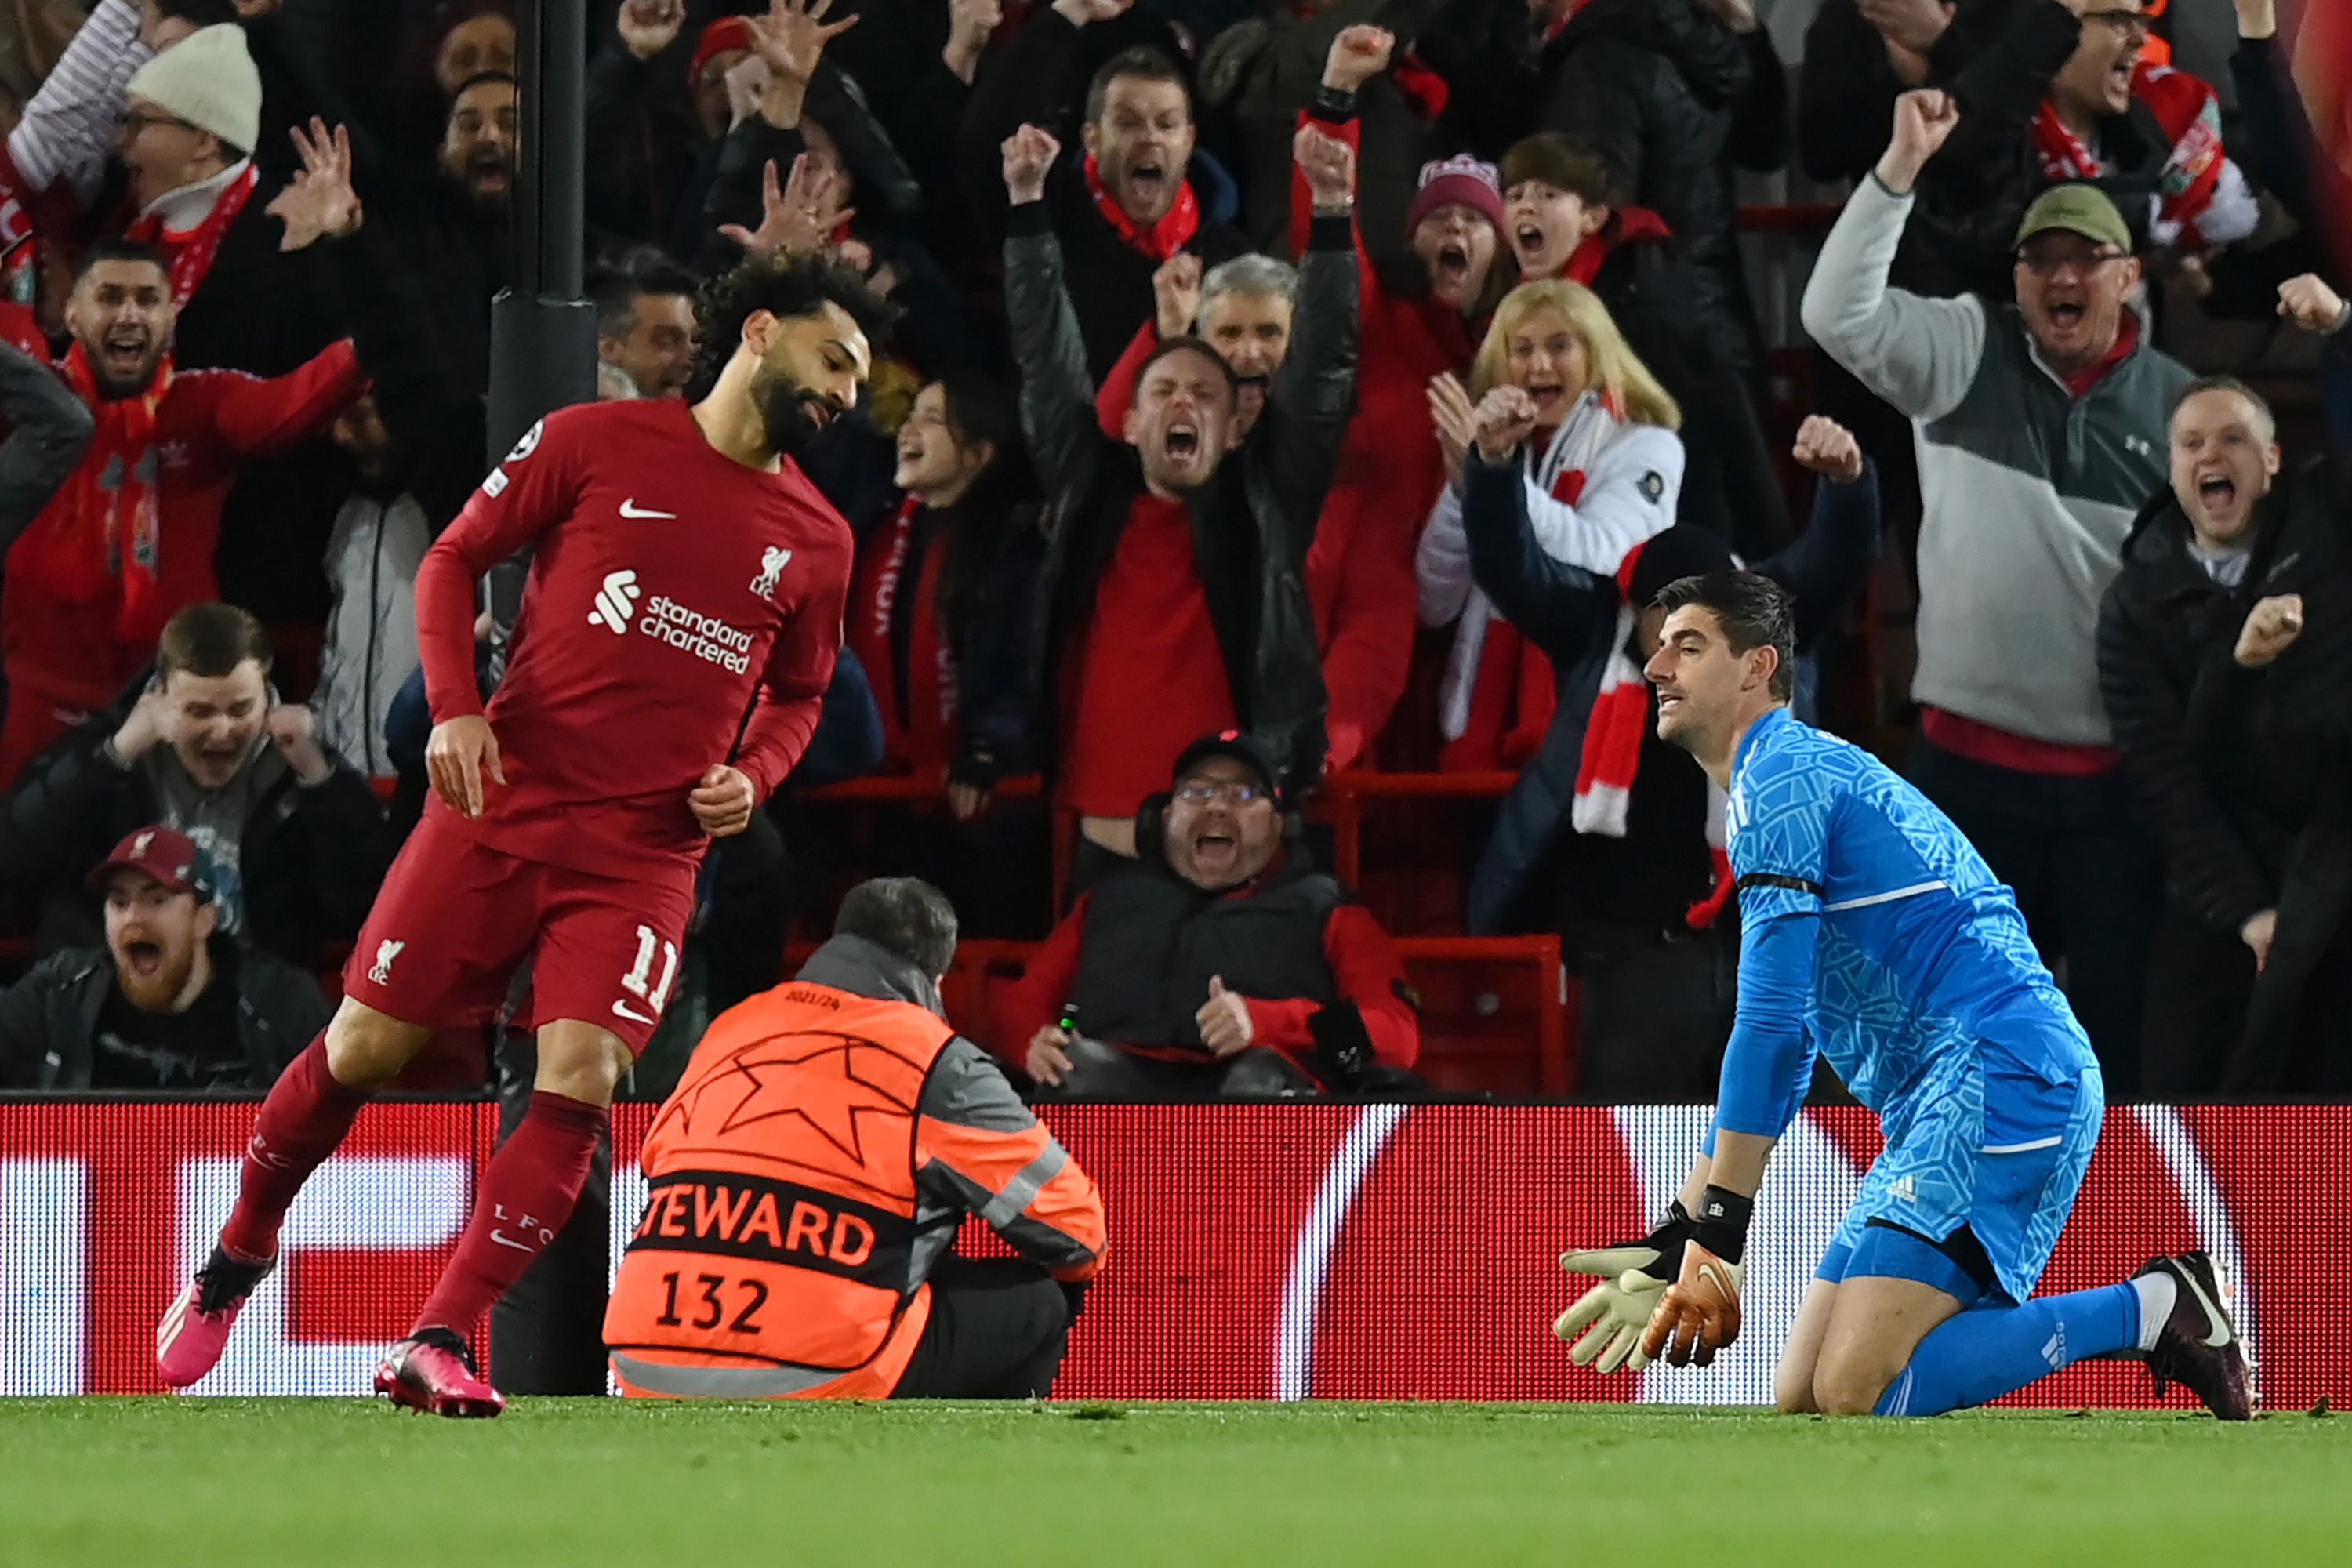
[{"left": 1799, "top": 87, "right": 2190, "bottom": 1096}]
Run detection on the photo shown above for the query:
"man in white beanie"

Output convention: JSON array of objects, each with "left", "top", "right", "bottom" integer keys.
[
  {"left": 114, "top": 20, "right": 350, "bottom": 654},
  {"left": 118, "top": 23, "right": 263, "bottom": 308}
]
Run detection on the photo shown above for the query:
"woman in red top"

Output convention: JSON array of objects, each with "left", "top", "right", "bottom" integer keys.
[{"left": 1290, "top": 25, "right": 1518, "bottom": 770}]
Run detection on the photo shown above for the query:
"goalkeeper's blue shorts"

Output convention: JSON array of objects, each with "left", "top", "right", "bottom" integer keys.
[{"left": 1815, "top": 1054, "right": 2103, "bottom": 1306}]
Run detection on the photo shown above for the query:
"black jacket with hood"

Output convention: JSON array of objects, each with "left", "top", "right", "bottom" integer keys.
[
  {"left": 0, "top": 935, "right": 328, "bottom": 1091},
  {"left": 0, "top": 667, "right": 390, "bottom": 964}
]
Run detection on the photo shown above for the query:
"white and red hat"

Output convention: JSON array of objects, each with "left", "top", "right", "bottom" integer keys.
[{"left": 1406, "top": 154, "right": 1505, "bottom": 236}]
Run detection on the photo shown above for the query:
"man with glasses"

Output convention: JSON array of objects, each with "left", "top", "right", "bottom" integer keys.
[
  {"left": 1801, "top": 89, "right": 2190, "bottom": 1093},
  {"left": 2034, "top": 0, "right": 2258, "bottom": 253},
  {"left": 1000, "top": 731, "right": 1420, "bottom": 1100}
]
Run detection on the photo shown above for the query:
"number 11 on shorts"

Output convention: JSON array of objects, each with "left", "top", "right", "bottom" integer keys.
[{"left": 619, "top": 924, "right": 679, "bottom": 1023}]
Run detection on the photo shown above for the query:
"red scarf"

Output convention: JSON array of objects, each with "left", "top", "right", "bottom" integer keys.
[
  {"left": 845, "top": 497, "right": 959, "bottom": 770},
  {"left": 125, "top": 163, "right": 259, "bottom": 307},
  {"left": 2031, "top": 63, "right": 2223, "bottom": 245},
  {"left": 1389, "top": 49, "right": 1449, "bottom": 119},
  {"left": 1541, "top": 0, "right": 1596, "bottom": 45},
  {"left": 2059, "top": 309, "right": 2139, "bottom": 397},
  {"left": 1562, "top": 207, "right": 1674, "bottom": 286},
  {"left": 13, "top": 343, "right": 176, "bottom": 650},
  {"left": 1083, "top": 153, "right": 1200, "bottom": 262}
]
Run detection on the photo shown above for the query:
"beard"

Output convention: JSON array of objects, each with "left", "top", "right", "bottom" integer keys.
[
  {"left": 79, "top": 337, "right": 165, "bottom": 400},
  {"left": 112, "top": 938, "right": 197, "bottom": 1012},
  {"left": 448, "top": 149, "right": 514, "bottom": 216},
  {"left": 753, "top": 366, "right": 840, "bottom": 457}
]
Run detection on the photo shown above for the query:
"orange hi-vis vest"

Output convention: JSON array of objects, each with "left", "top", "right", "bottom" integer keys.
[{"left": 604, "top": 980, "right": 956, "bottom": 1399}]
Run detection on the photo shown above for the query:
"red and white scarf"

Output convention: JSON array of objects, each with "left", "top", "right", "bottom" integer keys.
[
  {"left": 1570, "top": 539, "right": 1733, "bottom": 930},
  {"left": 125, "top": 162, "right": 259, "bottom": 307},
  {"left": 13, "top": 343, "right": 176, "bottom": 649},
  {"left": 1438, "top": 392, "right": 1623, "bottom": 743},
  {"left": 1083, "top": 152, "right": 1200, "bottom": 262},
  {"left": 2033, "top": 63, "right": 2248, "bottom": 248}
]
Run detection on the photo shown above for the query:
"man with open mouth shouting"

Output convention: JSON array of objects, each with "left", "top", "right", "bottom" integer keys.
[
  {"left": 961, "top": 0, "right": 1249, "bottom": 383},
  {"left": 0, "top": 238, "right": 365, "bottom": 790},
  {"left": 0, "top": 825, "right": 330, "bottom": 1093},
  {"left": 1077, "top": 27, "right": 1516, "bottom": 776},
  {"left": 1004, "top": 730, "right": 1420, "bottom": 1101},
  {"left": 1002, "top": 118, "right": 1359, "bottom": 889},
  {"left": 1803, "top": 89, "right": 2190, "bottom": 1091},
  {"left": 0, "top": 602, "right": 388, "bottom": 970},
  {"left": 2097, "top": 372, "right": 2352, "bottom": 1098}
]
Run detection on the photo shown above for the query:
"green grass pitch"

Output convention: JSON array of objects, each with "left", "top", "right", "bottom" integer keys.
[{"left": 2, "top": 1399, "right": 2344, "bottom": 1566}]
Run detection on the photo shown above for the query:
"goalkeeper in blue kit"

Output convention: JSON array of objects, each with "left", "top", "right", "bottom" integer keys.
[{"left": 1552, "top": 573, "right": 2254, "bottom": 1418}]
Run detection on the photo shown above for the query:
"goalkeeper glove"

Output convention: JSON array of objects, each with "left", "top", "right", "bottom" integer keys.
[
  {"left": 1640, "top": 1186, "right": 1753, "bottom": 1368},
  {"left": 1553, "top": 1202, "right": 1693, "bottom": 1374}
]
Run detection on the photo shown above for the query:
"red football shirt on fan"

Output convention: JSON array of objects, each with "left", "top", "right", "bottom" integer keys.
[
  {"left": 1059, "top": 493, "right": 1236, "bottom": 817},
  {"left": 413, "top": 399, "right": 851, "bottom": 876}
]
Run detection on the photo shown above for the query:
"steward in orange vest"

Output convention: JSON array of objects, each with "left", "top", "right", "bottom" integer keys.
[{"left": 604, "top": 878, "right": 1105, "bottom": 1399}]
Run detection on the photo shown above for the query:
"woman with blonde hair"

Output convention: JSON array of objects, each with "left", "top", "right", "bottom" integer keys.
[{"left": 1414, "top": 278, "right": 1685, "bottom": 772}]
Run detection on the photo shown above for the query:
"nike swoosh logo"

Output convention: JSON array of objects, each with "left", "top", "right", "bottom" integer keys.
[
  {"left": 2175, "top": 1262, "right": 2237, "bottom": 1348},
  {"left": 489, "top": 1230, "right": 534, "bottom": 1253},
  {"left": 612, "top": 999, "right": 658, "bottom": 1026},
  {"left": 619, "top": 499, "right": 677, "bottom": 520}
]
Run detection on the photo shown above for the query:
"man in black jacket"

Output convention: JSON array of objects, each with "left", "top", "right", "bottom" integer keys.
[
  {"left": 0, "top": 603, "right": 388, "bottom": 966},
  {"left": 2098, "top": 376, "right": 2352, "bottom": 1096},
  {"left": 1001, "top": 120, "right": 1356, "bottom": 877},
  {"left": 0, "top": 826, "right": 328, "bottom": 1091},
  {"left": 962, "top": 0, "right": 1248, "bottom": 381},
  {"left": 118, "top": 23, "right": 348, "bottom": 630},
  {"left": 1007, "top": 731, "right": 1419, "bottom": 1099}
]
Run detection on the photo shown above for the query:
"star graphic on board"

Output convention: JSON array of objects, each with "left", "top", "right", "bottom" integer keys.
[{"left": 667, "top": 1034, "right": 913, "bottom": 1164}]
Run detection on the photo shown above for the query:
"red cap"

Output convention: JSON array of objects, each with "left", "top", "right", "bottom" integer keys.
[
  {"left": 85, "top": 826, "right": 216, "bottom": 901},
  {"left": 690, "top": 16, "right": 755, "bottom": 87}
]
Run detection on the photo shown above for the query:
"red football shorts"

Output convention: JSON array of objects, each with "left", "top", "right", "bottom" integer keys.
[{"left": 341, "top": 814, "right": 699, "bottom": 1054}]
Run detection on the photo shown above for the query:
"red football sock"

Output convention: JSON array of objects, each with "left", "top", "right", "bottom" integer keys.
[
  {"left": 218, "top": 1033, "right": 372, "bottom": 1262},
  {"left": 411, "top": 1091, "right": 605, "bottom": 1336}
]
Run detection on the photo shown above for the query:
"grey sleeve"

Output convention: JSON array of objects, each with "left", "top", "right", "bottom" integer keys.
[
  {"left": 0, "top": 342, "right": 93, "bottom": 550},
  {"left": 915, "top": 1036, "right": 1105, "bottom": 1276},
  {"left": 1798, "top": 176, "right": 1988, "bottom": 425}
]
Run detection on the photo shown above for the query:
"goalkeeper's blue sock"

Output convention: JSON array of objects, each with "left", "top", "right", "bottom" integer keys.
[{"left": 1872, "top": 1276, "right": 2170, "bottom": 1417}]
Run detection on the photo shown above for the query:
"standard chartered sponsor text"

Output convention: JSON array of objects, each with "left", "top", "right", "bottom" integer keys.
[{"left": 641, "top": 594, "right": 753, "bottom": 673}]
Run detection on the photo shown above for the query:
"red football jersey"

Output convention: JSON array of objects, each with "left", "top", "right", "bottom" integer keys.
[{"left": 414, "top": 399, "right": 850, "bottom": 876}]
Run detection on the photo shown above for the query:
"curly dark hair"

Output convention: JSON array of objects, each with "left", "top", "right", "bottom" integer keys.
[{"left": 684, "top": 252, "right": 901, "bottom": 403}]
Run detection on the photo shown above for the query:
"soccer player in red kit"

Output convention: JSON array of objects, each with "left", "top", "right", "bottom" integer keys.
[{"left": 153, "top": 253, "right": 894, "bottom": 1417}]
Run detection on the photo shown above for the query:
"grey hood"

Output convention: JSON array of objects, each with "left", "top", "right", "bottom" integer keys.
[{"left": 793, "top": 934, "right": 947, "bottom": 1020}]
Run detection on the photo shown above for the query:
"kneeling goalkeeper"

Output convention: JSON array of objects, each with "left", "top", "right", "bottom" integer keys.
[
  {"left": 605, "top": 878, "right": 1104, "bottom": 1399},
  {"left": 1555, "top": 575, "right": 2252, "bottom": 1419}
]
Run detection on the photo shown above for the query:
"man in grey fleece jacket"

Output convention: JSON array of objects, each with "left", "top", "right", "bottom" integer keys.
[{"left": 1799, "top": 89, "right": 2190, "bottom": 1086}]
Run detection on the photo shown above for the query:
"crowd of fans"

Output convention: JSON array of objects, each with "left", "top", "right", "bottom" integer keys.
[{"left": 0, "top": 0, "right": 2344, "bottom": 1105}]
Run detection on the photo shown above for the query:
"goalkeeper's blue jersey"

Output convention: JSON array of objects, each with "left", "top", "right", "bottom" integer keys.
[{"left": 1715, "top": 708, "right": 2096, "bottom": 1140}]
